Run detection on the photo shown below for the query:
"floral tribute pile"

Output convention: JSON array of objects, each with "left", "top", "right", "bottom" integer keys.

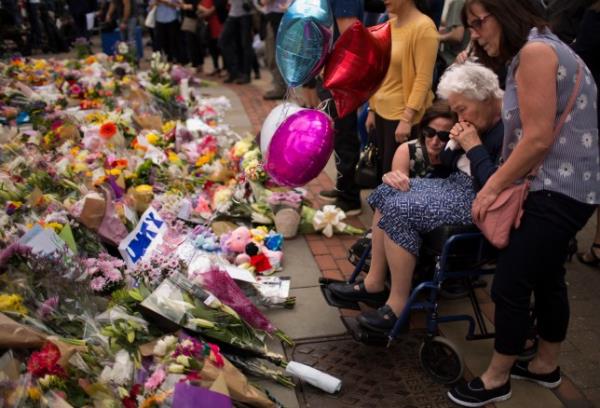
[{"left": 0, "top": 46, "right": 360, "bottom": 407}]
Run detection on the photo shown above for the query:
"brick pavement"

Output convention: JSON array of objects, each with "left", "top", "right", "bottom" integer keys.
[{"left": 224, "top": 77, "right": 598, "bottom": 407}]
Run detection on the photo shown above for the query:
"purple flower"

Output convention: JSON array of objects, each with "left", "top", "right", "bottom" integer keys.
[{"left": 37, "top": 296, "right": 60, "bottom": 319}]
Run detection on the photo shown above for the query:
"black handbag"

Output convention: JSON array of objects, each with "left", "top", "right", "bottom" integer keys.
[{"left": 354, "top": 133, "right": 379, "bottom": 188}]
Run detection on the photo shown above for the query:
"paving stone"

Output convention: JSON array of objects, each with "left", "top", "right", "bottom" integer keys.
[
  {"left": 264, "top": 287, "right": 346, "bottom": 339},
  {"left": 314, "top": 254, "right": 337, "bottom": 271},
  {"left": 281, "top": 238, "right": 321, "bottom": 289}
]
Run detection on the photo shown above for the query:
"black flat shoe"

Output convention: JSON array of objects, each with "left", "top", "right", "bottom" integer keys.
[
  {"left": 448, "top": 378, "right": 512, "bottom": 407},
  {"left": 510, "top": 361, "right": 562, "bottom": 389},
  {"left": 328, "top": 281, "right": 388, "bottom": 306},
  {"left": 356, "top": 305, "right": 398, "bottom": 332}
]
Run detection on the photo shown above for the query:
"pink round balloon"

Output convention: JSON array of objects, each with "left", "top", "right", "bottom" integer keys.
[{"left": 265, "top": 109, "right": 334, "bottom": 187}]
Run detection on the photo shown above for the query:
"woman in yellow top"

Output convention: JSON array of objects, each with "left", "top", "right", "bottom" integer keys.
[{"left": 367, "top": 0, "right": 440, "bottom": 177}]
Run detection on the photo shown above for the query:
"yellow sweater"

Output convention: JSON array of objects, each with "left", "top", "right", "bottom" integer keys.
[{"left": 370, "top": 14, "right": 439, "bottom": 122}]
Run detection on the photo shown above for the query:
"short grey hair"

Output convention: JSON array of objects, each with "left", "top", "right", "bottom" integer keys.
[{"left": 437, "top": 61, "right": 504, "bottom": 101}]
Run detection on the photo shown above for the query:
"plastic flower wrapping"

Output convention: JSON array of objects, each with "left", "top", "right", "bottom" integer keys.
[{"left": 0, "top": 51, "right": 362, "bottom": 407}]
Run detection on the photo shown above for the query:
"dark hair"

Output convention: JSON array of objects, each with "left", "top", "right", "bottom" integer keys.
[
  {"left": 416, "top": 100, "right": 457, "bottom": 146},
  {"left": 461, "top": 0, "right": 548, "bottom": 67}
]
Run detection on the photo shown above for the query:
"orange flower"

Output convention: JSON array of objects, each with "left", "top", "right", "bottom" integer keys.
[{"left": 99, "top": 122, "right": 117, "bottom": 140}]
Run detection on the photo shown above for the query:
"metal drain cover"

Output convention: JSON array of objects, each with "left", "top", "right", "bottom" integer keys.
[{"left": 285, "top": 333, "right": 455, "bottom": 408}]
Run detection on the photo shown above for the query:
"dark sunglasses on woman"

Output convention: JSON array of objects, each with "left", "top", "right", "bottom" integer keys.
[{"left": 423, "top": 126, "right": 451, "bottom": 142}]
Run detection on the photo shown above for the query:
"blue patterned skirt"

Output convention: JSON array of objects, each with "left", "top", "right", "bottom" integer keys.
[{"left": 367, "top": 172, "right": 476, "bottom": 256}]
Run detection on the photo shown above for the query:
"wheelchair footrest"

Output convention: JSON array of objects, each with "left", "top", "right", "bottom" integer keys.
[
  {"left": 340, "top": 316, "right": 389, "bottom": 346},
  {"left": 319, "top": 277, "right": 362, "bottom": 311}
]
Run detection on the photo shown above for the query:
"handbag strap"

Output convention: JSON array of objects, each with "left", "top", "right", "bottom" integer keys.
[{"left": 525, "top": 60, "right": 584, "bottom": 179}]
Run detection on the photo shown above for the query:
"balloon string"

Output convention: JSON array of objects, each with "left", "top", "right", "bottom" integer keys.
[{"left": 317, "top": 98, "right": 332, "bottom": 113}]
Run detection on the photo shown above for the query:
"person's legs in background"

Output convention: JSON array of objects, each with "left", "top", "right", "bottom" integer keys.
[
  {"left": 219, "top": 17, "right": 240, "bottom": 82},
  {"left": 120, "top": 17, "right": 138, "bottom": 61},
  {"left": 25, "top": 2, "right": 43, "bottom": 53},
  {"left": 577, "top": 207, "right": 600, "bottom": 266},
  {"left": 235, "top": 14, "right": 253, "bottom": 84},
  {"left": 263, "top": 12, "right": 286, "bottom": 99},
  {"left": 373, "top": 113, "right": 400, "bottom": 179},
  {"left": 331, "top": 111, "right": 362, "bottom": 214},
  {"left": 154, "top": 21, "right": 170, "bottom": 60},
  {"left": 207, "top": 36, "right": 222, "bottom": 74}
]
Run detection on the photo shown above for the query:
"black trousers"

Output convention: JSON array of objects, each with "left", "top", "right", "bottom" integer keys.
[
  {"left": 182, "top": 29, "right": 204, "bottom": 67},
  {"left": 317, "top": 80, "right": 361, "bottom": 203},
  {"left": 206, "top": 36, "right": 221, "bottom": 70},
  {"left": 492, "top": 190, "right": 595, "bottom": 355},
  {"left": 155, "top": 20, "right": 181, "bottom": 62},
  {"left": 219, "top": 15, "right": 253, "bottom": 77},
  {"left": 374, "top": 113, "right": 400, "bottom": 179}
]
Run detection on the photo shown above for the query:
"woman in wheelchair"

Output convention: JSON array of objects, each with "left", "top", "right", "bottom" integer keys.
[
  {"left": 328, "top": 61, "right": 504, "bottom": 330},
  {"left": 446, "top": 0, "right": 600, "bottom": 406}
]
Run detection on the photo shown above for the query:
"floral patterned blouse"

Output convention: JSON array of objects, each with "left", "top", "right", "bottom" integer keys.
[{"left": 502, "top": 28, "right": 600, "bottom": 204}]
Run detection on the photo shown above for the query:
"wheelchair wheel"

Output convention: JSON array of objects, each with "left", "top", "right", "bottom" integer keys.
[{"left": 419, "top": 336, "right": 464, "bottom": 384}]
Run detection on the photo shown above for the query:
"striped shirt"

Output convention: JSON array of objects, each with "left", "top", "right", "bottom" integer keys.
[{"left": 502, "top": 28, "right": 600, "bottom": 204}]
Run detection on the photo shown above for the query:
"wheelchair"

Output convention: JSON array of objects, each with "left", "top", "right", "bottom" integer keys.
[{"left": 320, "top": 224, "right": 507, "bottom": 385}]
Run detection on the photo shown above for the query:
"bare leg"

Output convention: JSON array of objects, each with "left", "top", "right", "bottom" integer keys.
[
  {"left": 382, "top": 233, "right": 417, "bottom": 316},
  {"left": 579, "top": 207, "right": 600, "bottom": 262},
  {"left": 528, "top": 339, "right": 561, "bottom": 373},
  {"left": 363, "top": 210, "right": 388, "bottom": 292},
  {"left": 481, "top": 352, "right": 515, "bottom": 389}
]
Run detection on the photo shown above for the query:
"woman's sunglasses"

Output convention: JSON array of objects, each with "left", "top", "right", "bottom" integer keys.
[{"left": 423, "top": 126, "right": 450, "bottom": 142}]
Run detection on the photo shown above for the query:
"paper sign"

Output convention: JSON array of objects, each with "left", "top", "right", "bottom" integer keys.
[
  {"left": 255, "top": 276, "right": 290, "bottom": 299},
  {"left": 118, "top": 207, "right": 166, "bottom": 268},
  {"left": 19, "top": 225, "right": 70, "bottom": 256},
  {"left": 220, "top": 262, "right": 256, "bottom": 284}
]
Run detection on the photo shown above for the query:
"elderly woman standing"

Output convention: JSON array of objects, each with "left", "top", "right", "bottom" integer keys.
[
  {"left": 328, "top": 62, "right": 504, "bottom": 331},
  {"left": 447, "top": 0, "right": 599, "bottom": 406}
]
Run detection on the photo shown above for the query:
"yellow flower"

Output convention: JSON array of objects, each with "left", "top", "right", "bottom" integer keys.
[
  {"left": 27, "top": 387, "right": 42, "bottom": 401},
  {"left": 145, "top": 133, "right": 160, "bottom": 145},
  {"left": 195, "top": 152, "right": 215, "bottom": 167},
  {"left": 108, "top": 168, "right": 122, "bottom": 176},
  {"left": 233, "top": 139, "right": 253, "bottom": 157},
  {"left": 33, "top": 60, "right": 47, "bottom": 70},
  {"left": 168, "top": 151, "right": 182, "bottom": 165},
  {"left": 84, "top": 112, "right": 108, "bottom": 124},
  {"left": 161, "top": 121, "right": 176, "bottom": 134},
  {"left": 115, "top": 54, "right": 124, "bottom": 62},
  {"left": 85, "top": 55, "right": 97, "bottom": 65},
  {"left": 135, "top": 185, "right": 153, "bottom": 194},
  {"left": 0, "top": 294, "right": 28, "bottom": 315},
  {"left": 45, "top": 222, "right": 63, "bottom": 232}
]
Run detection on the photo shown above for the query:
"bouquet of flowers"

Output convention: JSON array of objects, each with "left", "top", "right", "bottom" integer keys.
[{"left": 84, "top": 252, "right": 126, "bottom": 295}]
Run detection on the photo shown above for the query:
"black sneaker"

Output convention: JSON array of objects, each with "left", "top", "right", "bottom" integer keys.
[
  {"left": 333, "top": 199, "right": 362, "bottom": 216},
  {"left": 318, "top": 189, "right": 339, "bottom": 202},
  {"left": 510, "top": 361, "right": 562, "bottom": 389},
  {"left": 448, "top": 377, "right": 512, "bottom": 407}
]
